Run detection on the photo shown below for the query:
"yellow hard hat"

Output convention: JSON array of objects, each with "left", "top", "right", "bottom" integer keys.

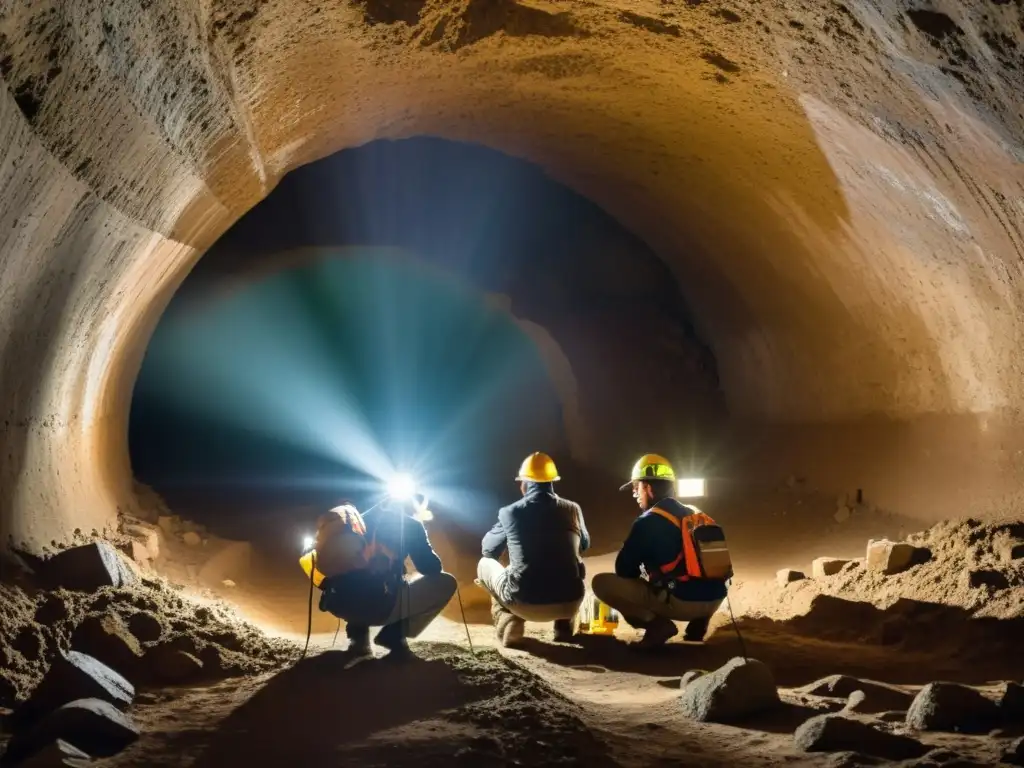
[
  {"left": 619, "top": 454, "right": 675, "bottom": 491},
  {"left": 516, "top": 452, "right": 560, "bottom": 483}
]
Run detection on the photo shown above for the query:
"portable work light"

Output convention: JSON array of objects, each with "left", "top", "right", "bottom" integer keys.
[{"left": 677, "top": 477, "right": 706, "bottom": 498}]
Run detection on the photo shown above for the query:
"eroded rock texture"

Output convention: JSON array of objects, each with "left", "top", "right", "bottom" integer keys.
[{"left": 0, "top": 0, "right": 1022, "bottom": 548}]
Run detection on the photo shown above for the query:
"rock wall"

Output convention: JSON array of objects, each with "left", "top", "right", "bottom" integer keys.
[{"left": 0, "top": 0, "right": 1022, "bottom": 549}]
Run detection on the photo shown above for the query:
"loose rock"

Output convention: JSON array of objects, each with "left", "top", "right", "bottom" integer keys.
[
  {"left": 777, "top": 569, "right": 805, "bottom": 586},
  {"left": 803, "top": 675, "right": 913, "bottom": 714},
  {"left": 905, "top": 682, "right": 1000, "bottom": 733},
  {"left": 17, "top": 739, "right": 91, "bottom": 767},
  {"left": 794, "top": 714, "right": 928, "bottom": 760},
  {"left": 15, "top": 651, "right": 134, "bottom": 728},
  {"left": 865, "top": 540, "right": 928, "bottom": 575},
  {"left": 70, "top": 613, "right": 143, "bottom": 680},
  {"left": 146, "top": 647, "right": 204, "bottom": 684},
  {"left": 812, "top": 558, "right": 850, "bottom": 578},
  {"left": 182, "top": 532, "right": 202, "bottom": 547},
  {"left": 4, "top": 699, "right": 139, "bottom": 764},
  {"left": 680, "top": 670, "right": 705, "bottom": 687},
  {"left": 38, "top": 543, "right": 138, "bottom": 592},
  {"left": 679, "top": 657, "right": 779, "bottom": 723}
]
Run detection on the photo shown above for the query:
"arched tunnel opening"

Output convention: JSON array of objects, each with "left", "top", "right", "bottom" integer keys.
[{"left": 2, "top": 0, "right": 1024, "bottom": 763}]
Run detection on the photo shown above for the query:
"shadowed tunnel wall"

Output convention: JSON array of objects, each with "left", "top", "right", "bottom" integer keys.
[{"left": 1, "top": 0, "right": 1023, "bottom": 551}]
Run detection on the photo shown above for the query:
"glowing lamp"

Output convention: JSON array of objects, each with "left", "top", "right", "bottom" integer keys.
[
  {"left": 302, "top": 535, "right": 315, "bottom": 552},
  {"left": 677, "top": 477, "right": 706, "bottom": 499},
  {"left": 387, "top": 472, "right": 417, "bottom": 500}
]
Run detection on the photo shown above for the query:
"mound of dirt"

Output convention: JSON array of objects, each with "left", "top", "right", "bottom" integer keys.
[
  {"left": 106, "top": 642, "right": 611, "bottom": 767},
  {"left": 0, "top": 576, "right": 297, "bottom": 708}
]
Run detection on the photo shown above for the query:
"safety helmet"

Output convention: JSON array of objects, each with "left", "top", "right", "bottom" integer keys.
[
  {"left": 515, "top": 452, "right": 560, "bottom": 483},
  {"left": 619, "top": 454, "right": 676, "bottom": 491}
]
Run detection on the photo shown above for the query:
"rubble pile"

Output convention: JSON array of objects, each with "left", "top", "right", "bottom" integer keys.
[
  {"left": 772, "top": 517, "right": 1024, "bottom": 619},
  {"left": 0, "top": 538, "right": 296, "bottom": 764}
]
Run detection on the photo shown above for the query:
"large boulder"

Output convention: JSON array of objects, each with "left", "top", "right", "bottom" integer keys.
[
  {"left": 678, "top": 657, "right": 779, "bottom": 723},
  {"left": 794, "top": 714, "right": 928, "bottom": 760},
  {"left": 802, "top": 675, "right": 913, "bottom": 714},
  {"left": 865, "top": 540, "right": 928, "bottom": 575},
  {"left": 905, "top": 682, "right": 1000, "bottom": 733},
  {"left": 16, "top": 740, "right": 90, "bottom": 767},
  {"left": 812, "top": 558, "right": 850, "bottom": 578},
  {"left": 39, "top": 543, "right": 138, "bottom": 592},
  {"left": 2, "top": 699, "right": 139, "bottom": 765},
  {"left": 14, "top": 651, "right": 134, "bottom": 728},
  {"left": 70, "top": 614, "right": 144, "bottom": 680}
]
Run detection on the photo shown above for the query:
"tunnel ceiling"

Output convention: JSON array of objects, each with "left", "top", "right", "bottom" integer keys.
[{"left": 0, "top": 0, "right": 1023, "bottom": 548}]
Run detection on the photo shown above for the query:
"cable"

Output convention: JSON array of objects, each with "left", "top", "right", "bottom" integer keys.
[
  {"left": 332, "top": 618, "right": 342, "bottom": 648},
  {"left": 300, "top": 552, "right": 316, "bottom": 661},
  {"left": 455, "top": 583, "right": 475, "bottom": 654},
  {"left": 725, "top": 580, "right": 748, "bottom": 662}
]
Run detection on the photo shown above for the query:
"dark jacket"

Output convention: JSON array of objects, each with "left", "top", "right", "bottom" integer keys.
[
  {"left": 320, "top": 500, "right": 443, "bottom": 623},
  {"left": 481, "top": 482, "right": 590, "bottom": 605},
  {"left": 615, "top": 497, "right": 728, "bottom": 602}
]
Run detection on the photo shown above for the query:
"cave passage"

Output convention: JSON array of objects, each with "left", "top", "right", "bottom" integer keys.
[{"left": 128, "top": 137, "right": 720, "bottom": 543}]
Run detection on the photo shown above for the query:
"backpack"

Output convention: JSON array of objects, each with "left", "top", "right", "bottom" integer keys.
[
  {"left": 649, "top": 504, "right": 734, "bottom": 582},
  {"left": 311, "top": 506, "right": 400, "bottom": 582}
]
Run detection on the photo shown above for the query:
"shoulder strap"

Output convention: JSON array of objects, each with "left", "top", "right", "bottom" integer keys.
[{"left": 650, "top": 507, "right": 681, "bottom": 528}]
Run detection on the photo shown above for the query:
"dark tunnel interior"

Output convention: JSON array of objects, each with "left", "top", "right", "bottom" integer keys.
[{"left": 127, "top": 137, "right": 723, "bottom": 548}]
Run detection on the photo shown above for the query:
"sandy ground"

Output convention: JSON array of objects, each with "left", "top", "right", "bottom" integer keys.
[{"left": 3, "top": 488, "right": 1022, "bottom": 767}]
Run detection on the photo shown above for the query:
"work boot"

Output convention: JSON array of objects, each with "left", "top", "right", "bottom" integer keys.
[
  {"left": 684, "top": 617, "right": 710, "bottom": 643},
  {"left": 374, "top": 621, "right": 413, "bottom": 658},
  {"left": 634, "top": 617, "right": 678, "bottom": 651},
  {"left": 492, "top": 598, "right": 525, "bottom": 648},
  {"left": 344, "top": 625, "right": 374, "bottom": 668},
  {"left": 553, "top": 618, "right": 574, "bottom": 643}
]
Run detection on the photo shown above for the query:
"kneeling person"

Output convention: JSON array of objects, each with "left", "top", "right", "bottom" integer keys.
[
  {"left": 477, "top": 452, "right": 590, "bottom": 647},
  {"left": 313, "top": 497, "right": 457, "bottom": 661},
  {"left": 592, "top": 454, "right": 731, "bottom": 650}
]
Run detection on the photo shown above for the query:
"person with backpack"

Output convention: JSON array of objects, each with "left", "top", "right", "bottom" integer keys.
[
  {"left": 313, "top": 497, "right": 457, "bottom": 663},
  {"left": 476, "top": 452, "right": 591, "bottom": 647},
  {"left": 591, "top": 454, "right": 732, "bottom": 651}
]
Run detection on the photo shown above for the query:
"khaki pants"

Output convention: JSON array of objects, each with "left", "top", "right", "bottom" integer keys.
[
  {"left": 591, "top": 573, "right": 722, "bottom": 626},
  {"left": 477, "top": 558, "right": 582, "bottom": 621},
  {"left": 342, "top": 572, "right": 457, "bottom": 640}
]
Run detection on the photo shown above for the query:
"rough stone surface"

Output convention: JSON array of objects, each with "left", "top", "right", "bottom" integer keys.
[
  {"left": 680, "top": 670, "right": 706, "bottom": 687},
  {"left": 865, "top": 540, "right": 926, "bottom": 575},
  {"left": 70, "top": 613, "right": 143, "bottom": 680},
  {"left": 905, "top": 682, "right": 1000, "bottom": 733},
  {"left": 145, "top": 647, "right": 204, "bottom": 684},
  {"left": 123, "top": 522, "right": 161, "bottom": 562},
  {"left": 679, "top": 657, "right": 779, "bottom": 723},
  {"left": 15, "top": 651, "right": 134, "bottom": 728},
  {"left": 793, "top": 714, "right": 928, "bottom": 760},
  {"left": 967, "top": 569, "right": 1010, "bottom": 590},
  {"left": 38, "top": 544, "right": 138, "bottom": 592},
  {"left": 812, "top": 558, "right": 850, "bottom": 579},
  {"left": 17, "top": 739, "right": 91, "bottom": 767},
  {"left": 3, "top": 699, "right": 139, "bottom": 764},
  {"left": 126, "top": 611, "right": 164, "bottom": 644},
  {"left": 803, "top": 675, "right": 913, "bottom": 714},
  {"left": 1, "top": 0, "right": 1024, "bottom": 552},
  {"left": 999, "top": 541, "right": 1024, "bottom": 563},
  {"left": 777, "top": 569, "right": 806, "bottom": 586}
]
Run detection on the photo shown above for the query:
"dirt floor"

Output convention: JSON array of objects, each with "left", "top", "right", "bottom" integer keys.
[{"left": 2, "top": 486, "right": 1022, "bottom": 767}]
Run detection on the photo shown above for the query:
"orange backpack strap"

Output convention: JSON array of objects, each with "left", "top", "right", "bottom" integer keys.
[{"left": 650, "top": 507, "right": 707, "bottom": 581}]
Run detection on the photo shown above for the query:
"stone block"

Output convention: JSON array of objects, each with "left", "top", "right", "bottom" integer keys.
[
  {"left": 39, "top": 543, "right": 138, "bottom": 592},
  {"left": 812, "top": 557, "right": 850, "bottom": 578}
]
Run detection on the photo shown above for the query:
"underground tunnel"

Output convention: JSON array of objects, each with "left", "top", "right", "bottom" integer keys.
[{"left": 1, "top": 0, "right": 1024, "bottom": 765}]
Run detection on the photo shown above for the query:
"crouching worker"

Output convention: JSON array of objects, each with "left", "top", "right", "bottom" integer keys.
[
  {"left": 477, "top": 452, "right": 590, "bottom": 647},
  {"left": 312, "top": 496, "right": 457, "bottom": 664},
  {"left": 592, "top": 454, "right": 732, "bottom": 651}
]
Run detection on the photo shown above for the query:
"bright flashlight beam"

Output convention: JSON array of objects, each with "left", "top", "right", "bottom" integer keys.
[
  {"left": 302, "top": 535, "right": 315, "bottom": 551},
  {"left": 387, "top": 473, "right": 417, "bottom": 500},
  {"left": 678, "top": 478, "right": 706, "bottom": 498}
]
